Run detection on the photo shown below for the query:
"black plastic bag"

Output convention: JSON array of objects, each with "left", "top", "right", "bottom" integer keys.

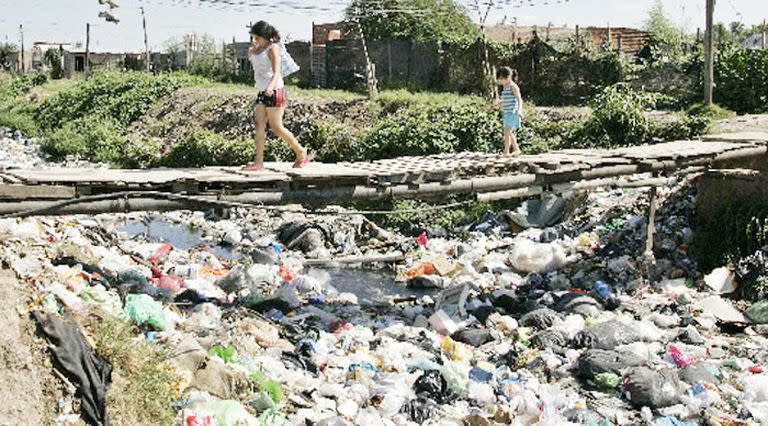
[
  {"left": 413, "top": 370, "right": 455, "bottom": 404},
  {"left": 34, "top": 312, "right": 111, "bottom": 426},
  {"left": 622, "top": 367, "right": 684, "bottom": 408}
]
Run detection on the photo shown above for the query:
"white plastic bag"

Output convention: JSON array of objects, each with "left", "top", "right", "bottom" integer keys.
[{"left": 278, "top": 43, "right": 300, "bottom": 78}]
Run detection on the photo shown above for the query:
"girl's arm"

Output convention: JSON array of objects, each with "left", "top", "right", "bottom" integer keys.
[
  {"left": 265, "top": 45, "right": 281, "bottom": 95},
  {"left": 511, "top": 82, "right": 524, "bottom": 118}
]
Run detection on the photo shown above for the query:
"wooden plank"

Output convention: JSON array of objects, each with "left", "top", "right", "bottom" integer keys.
[
  {"left": 0, "top": 184, "right": 76, "bottom": 200},
  {"left": 0, "top": 172, "right": 22, "bottom": 184},
  {"left": 4, "top": 167, "right": 225, "bottom": 185}
]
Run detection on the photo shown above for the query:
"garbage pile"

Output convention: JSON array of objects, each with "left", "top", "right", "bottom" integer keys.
[
  {"left": 1, "top": 127, "right": 104, "bottom": 169},
  {"left": 1, "top": 180, "right": 767, "bottom": 425}
]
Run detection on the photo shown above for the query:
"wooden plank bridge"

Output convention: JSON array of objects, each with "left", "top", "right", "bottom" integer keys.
[{"left": 0, "top": 132, "right": 766, "bottom": 217}]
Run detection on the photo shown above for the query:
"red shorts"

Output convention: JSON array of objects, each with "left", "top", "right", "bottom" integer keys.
[{"left": 256, "top": 87, "right": 286, "bottom": 108}]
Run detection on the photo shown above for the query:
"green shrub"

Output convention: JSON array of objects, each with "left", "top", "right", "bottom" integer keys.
[
  {"left": 685, "top": 102, "right": 736, "bottom": 121},
  {"left": 90, "top": 315, "right": 180, "bottom": 426},
  {"left": 122, "top": 138, "right": 165, "bottom": 168},
  {"left": 36, "top": 70, "right": 205, "bottom": 130},
  {"left": 374, "top": 89, "right": 475, "bottom": 113},
  {"left": 303, "top": 118, "right": 360, "bottom": 163},
  {"left": 0, "top": 75, "right": 44, "bottom": 135},
  {"left": 358, "top": 102, "right": 500, "bottom": 160},
  {"left": 583, "top": 84, "right": 656, "bottom": 147},
  {"left": 160, "top": 130, "right": 256, "bottom": 167},
  {"left": 7, "top": 73, "right": 47, "bottom": 96},
  {"left": 520, "top": 107, "right": 586, "bottom": 152},
  {"left": 0, "top": 108, "right": 38, "bottom": 136},
  {"left": 40, "top": 116, "right": 126, "bottom": 163},
  {"left": 378, "top": 198, "right": 496, "bottom": 234},
  {"left": 714, "top": 47, "right": 768, "bottom": 114}
]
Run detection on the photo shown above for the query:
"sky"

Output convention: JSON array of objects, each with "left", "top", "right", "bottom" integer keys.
[{"left": 0, "top": 0, "right": 766, "bottom": 52}]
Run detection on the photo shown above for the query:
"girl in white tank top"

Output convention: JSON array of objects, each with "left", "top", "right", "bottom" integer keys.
[{"left": 242, "top": 21, "right": 312, "bottom": 171}]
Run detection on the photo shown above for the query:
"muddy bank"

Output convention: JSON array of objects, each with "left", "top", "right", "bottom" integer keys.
[{"left": 0, "top": 268, "right": 63, "bottom": 425}]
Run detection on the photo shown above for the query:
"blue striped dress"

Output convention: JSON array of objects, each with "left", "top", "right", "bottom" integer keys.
[{"left": 502, "top": 85, "right": 521, "bottom": 129}]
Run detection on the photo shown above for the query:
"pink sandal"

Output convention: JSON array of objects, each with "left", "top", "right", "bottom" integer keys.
[{"left": 293, "top": 153, "right": 315, "bottom": 169}]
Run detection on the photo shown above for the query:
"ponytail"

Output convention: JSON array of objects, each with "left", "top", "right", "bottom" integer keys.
[{"left": 250, "top": 21, "right": 281, "bottom": 43}]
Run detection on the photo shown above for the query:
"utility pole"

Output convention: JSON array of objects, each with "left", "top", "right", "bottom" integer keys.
[
  {"left": 85, "top": 23, "right": 91, "bottom": 76},
  {"left": 763, "top": 19, "right": 767, "bottom": 50},
  {"left": 19, "top": 24, "right": 24, "bottom": 73},
  {"left": 575, "top": 25, "right": 580, "bottom": 50},
  {"left": 141, "top": 7, "right": 150, "bottom": 72},
  {"left": 704, "top": 0, "right": 715, "bottom": 105}
]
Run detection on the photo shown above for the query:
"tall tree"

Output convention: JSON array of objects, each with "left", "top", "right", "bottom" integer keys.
[
  {"left": 0, "top": 43, "right": 17, "bottom": 71},
  {"left": 644, "top": 0, "right": 682, "bottom": 48},
  {"left": 346, "top": 0, "right": 480, "bottom": 42}
]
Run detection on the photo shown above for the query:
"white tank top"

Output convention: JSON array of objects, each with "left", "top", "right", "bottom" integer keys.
[{"left": 250, "top": 44, "right": 284, "bottom": 91}]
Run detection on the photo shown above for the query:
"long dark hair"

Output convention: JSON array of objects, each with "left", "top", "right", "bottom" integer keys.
[
  {"left": 250, "top": 21, "right": 281, "bottom": 43},
  {"left": 496, "top": 66, "right": 519, "bottom": 83}
]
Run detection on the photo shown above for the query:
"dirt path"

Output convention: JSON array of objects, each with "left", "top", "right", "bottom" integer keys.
[
  {"left": 0, "top": 268, "right": 60, "bottom": 426},
  {"left": 715, "top": 114, "right": 768, "bottom": 133}
]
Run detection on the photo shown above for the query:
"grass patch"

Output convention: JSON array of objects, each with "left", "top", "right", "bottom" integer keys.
[
  {"left": 686, "top": 103, "right": 737, "bottom": 121},
  {"left": 86, "top": 314, "right": 181, "bottom": 426}
]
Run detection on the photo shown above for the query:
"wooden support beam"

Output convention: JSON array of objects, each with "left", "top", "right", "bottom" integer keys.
[
  {"left": 644, "top": 185, "right": 658, "bottom": 262},
  {"left": 0, "top": 184, "right": 76, "bottom": 200}
]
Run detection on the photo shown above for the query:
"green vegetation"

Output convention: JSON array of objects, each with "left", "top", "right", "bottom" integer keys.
[
  {"left": 347, "top": 0, "right": 480, "bottom": 42},
  {"left": 88, "top": 315, "right": 180, "bottom": 426},
  {"left": 380, "top": 198, "right": 497, "bottom": 234},
  {"left": 0, "top": 73, "right": 49, "bottom": 136},
  {"left": 250, "top": 371, "right": 284, "bottom": 404},
  {"left": 36, "top": 70, "right": 204, "bottom": 130},
  {"left": 43, "top": 48, "right": 64, "bottom": 80},
  {"left": 1, "top": 70, "right": 724, "bottom": 167},
  {"left": 0, "top": 43, "right": 16, "bottom": 72},
  {"left": 644, "top": 0, "right": 684, "bottom": 59},
  {"left": 40, "top": 116, "right": 126, "bottom": 163},
  {"left": 714, "top": 47, "right": 768, "bottom": 114},
  {"left": 358, "top": 100, "right": 500, "bottom": 159}
]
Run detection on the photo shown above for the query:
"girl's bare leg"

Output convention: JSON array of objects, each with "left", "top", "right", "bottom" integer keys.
[
  {"left": 267, "top": 107, "right": 305, "bottom": 161},
  {"left": 244, "top": 105, "right": 268, "bottom": 171},
  {"left": 503, "top": 128, "right": 512, "bottom": 157},
  {"left": 510, "top": 130, "right": 522, "bottom": 156}
]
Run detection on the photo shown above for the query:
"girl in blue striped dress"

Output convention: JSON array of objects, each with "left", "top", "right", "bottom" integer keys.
[{"left": 496, "top": 67, "right": 524, "bottom": 157}]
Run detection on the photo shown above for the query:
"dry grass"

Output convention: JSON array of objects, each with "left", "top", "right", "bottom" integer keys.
[{"left": 81, "top": 312, "right": 181, "bottom": 426}]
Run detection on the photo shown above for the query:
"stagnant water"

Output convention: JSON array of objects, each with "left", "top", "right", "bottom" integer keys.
[{"left": 118, "top": 219, "right": 429, "bottom": 303}]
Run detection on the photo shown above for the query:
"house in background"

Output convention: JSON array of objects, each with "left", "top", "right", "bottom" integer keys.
[
  {"left": 62, "top": 50, "right": 145, "bottom": 78},
  {"left": 311, "top": 21, "right": 352, "bottom": 86},
  {"left": 31, "top": 42, "right": 71, "bottom": 72},
  {"left": 485, "top": 25, "right": 650, "bottom": 54}
]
